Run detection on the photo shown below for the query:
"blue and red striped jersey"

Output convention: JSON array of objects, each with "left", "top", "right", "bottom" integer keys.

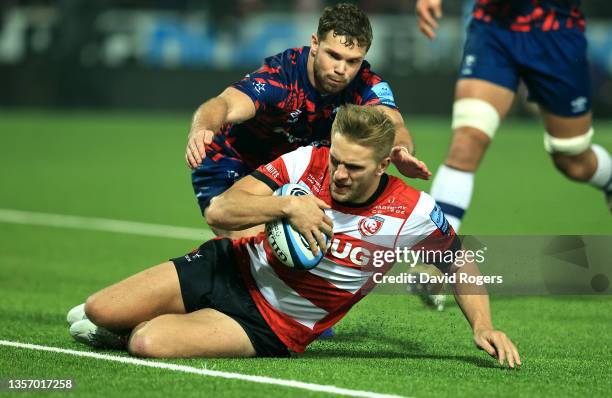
[
  {"left": 206, "top": 46, "right": 397, "bottom": 170},
  {"left": 472, "top": 0, "right": 585, "bottom": 32}
]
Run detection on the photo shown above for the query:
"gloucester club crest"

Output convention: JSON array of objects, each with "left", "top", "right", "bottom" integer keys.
[{"left": 358, "top": 216, "right": 385, "bottom": 236}]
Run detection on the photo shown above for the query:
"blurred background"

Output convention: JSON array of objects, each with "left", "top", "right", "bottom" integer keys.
[{"left": 1, "top": 0, "right": 612, "bottom": 115}]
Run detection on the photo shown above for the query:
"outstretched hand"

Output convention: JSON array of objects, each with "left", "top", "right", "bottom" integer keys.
[
  {"left": 474, "top": 328, "right": 522, "bottom": 368},
  {"left": 390, "top": 146, "right": 432, "bottom": 180},
  {"left": 186, "top": 128, "right": 215, "bottom": 169}
]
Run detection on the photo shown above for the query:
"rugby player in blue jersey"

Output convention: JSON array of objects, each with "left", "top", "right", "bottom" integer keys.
[
  {"left": 416, "top": 0, "right": 612, "bottom": 232},
  {"left": 185, "top": 3, "right": 431, "bottom": 241}
]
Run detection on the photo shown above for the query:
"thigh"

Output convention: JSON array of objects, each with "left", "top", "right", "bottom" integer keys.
[
  {"left": 541, "top": 110, "right": 592, "bottom": 138},
  {"left": 447, "top": 79, "right": 515, "bottom": 170},
  {"left": 458, "top": 21, "right": 520, "bottom": 98},
  {"left": 86, "top": 262, "right": 185, "bottom": 330},
  {"left": 128, "top": 308, "right": 256, "bottom": 358},
  {"left": 520, "top": 29, "right": 591, "bottom": 117}
]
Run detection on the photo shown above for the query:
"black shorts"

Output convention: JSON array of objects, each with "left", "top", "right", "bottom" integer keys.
[{"left": 171, "top": 238, "right": 289, "bottom": 358}]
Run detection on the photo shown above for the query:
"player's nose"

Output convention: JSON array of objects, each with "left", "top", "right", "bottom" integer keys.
[
  {"left": 334, "top": 164, "right": 349, "bottom": 180},
  {"left": 334, "top": 61, "right": 346, "bottom": 75}
]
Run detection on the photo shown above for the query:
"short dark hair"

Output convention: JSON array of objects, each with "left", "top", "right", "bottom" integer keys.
[
  {"left": 317, "top": 3, "right": 373, "bottom": 50},
  {"left": 331, "top": 104, "right": 395, "bottom": 161}
]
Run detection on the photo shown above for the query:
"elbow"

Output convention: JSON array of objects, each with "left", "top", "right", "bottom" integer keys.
[{"left": 205, "top": 197, "right": 225, "bottom": 229}]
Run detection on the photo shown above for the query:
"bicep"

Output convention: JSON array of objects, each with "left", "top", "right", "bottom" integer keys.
[
  {"left": 228, "top": 174, "right": 274, "bottom": 197},
  {"left": 218, "top": 87, "right": 257, "bottom": 124}
]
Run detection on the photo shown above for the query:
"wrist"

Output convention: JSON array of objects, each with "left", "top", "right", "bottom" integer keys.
[
  {"left": 280, "top": 196, "right": 295, "bottom": 219},
  {"left": 398, "top": 144, "right": 414, "bottom": 156}
]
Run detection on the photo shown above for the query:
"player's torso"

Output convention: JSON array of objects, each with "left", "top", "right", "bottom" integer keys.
[
  {"left": 227, "top": 48, "right": 382, "bottom": 168},
  {"left": 262, "top": 147, "right": 422, "bottom": 289}
]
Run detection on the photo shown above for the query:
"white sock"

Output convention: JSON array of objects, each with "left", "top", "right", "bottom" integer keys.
[
  {"left": 589, "top": 144, "right": 612, "bottom": 192},
  {"left": 430, "top": 164, "right": 474, "bottom": 232}
]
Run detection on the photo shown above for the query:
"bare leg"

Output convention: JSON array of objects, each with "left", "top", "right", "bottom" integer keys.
[
  {"left": 128, "top": 308, "right": 256, "bottom": 358},
  {"left": 446, "top": 79, "right": 516, "bottom": 172},
  {"left": 85, "top": 262, "right": 185, "bottom": 332},
  {"left": 541, "top": 110, "right": 597, "bottom": 181}
]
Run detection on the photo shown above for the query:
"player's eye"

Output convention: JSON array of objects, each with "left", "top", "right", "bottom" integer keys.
[{"left": 328, "top": 52, "right": 341, "bottom": 60}]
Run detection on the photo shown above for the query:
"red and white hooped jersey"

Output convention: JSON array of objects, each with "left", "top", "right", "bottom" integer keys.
[{"left": 232, "top": 145, "right": 456, "bottom": 352}]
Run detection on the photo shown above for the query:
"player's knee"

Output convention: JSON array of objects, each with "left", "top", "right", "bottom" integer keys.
[
  {"left": 128, "top": 323, "right": 163, "bottom": 358},
  {"left": 544, "top": 128, "right": 593, "bottom": 156},
  {"left": 452, "top": 98, "right": 500, "bottom": 140},
  {"left": 544, "top": 128, "right": 594, "bottom": 181},
  {"left": 84, "top": 294, "right": 114, "bottom": 328}
]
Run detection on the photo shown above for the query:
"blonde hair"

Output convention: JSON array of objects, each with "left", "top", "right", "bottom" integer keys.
[{"left": 331, "top": 104, "right": 395, "bottom": 161}]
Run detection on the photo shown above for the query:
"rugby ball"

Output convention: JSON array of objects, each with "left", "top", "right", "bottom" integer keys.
[{"left": 265, "top": 183, "right": 329, "bottom": 270}]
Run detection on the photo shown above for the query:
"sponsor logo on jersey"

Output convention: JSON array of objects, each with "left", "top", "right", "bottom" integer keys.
[
  {"left": 253, "top": 81, "right": 266, "bottom": 93},
  {"left": 330, "top": 238, "right": 371, "bottom": 266},
  {"left": 264, "top": 163, "right": 280, "bottom": 179},
  {"left": 288, "top": 109, "right": 303, "bottom": 124},
  {"left": 358, "top": 215, "right": 385, "bottom": 236},
  {"left": 371, "top": 82, "right": 395, "bottom": 107},
  {"left": 429, "top": 204, "right": 450, "bottom": 235}
]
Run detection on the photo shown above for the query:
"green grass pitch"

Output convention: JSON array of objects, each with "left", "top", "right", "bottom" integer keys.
[{"left": 0, "top": 111, "right": 610, "bottom": 397}]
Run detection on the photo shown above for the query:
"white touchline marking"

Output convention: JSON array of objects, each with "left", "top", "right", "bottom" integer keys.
[
  {"left": 0, "top": 208, "right": 214, "bottom": 241},
  {"left": 0, "top": 340, "right": 408, "bottom": 398}
]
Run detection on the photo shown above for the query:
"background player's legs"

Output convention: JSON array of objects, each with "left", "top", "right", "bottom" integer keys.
[
  {"left": 85, "top": 262, "right": 186, "bottom": 332},
  {"left": 430, "top": 79, "right": 515, "bottom": 231},
  {"left": 541, "top": 110, "right": 612, "bottom": 210},
  {"left": 128, "top": 308, "right": 256, "bottom": 358}
]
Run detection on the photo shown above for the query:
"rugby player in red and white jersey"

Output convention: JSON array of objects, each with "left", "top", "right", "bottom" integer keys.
[{"left": 67, "top": 105, "right": 521, "bottom": 368}]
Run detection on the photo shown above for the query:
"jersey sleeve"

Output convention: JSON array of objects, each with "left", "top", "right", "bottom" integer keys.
[
  {"left": 357, "top": 66, "right": 399, "bottom": 110},
  {"left": 251, "top": 146, "right": 314, "bottom": 191},
  {"left": 395, "top": 192, "right": 460, "bottom": 273},
  {"left": 231, "top": 60, "right": 289, "bottom": 114}
]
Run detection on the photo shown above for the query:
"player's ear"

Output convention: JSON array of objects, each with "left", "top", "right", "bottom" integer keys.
[
  {"left": 377, "top": 157, "right": 391, "bottom": 175},
  {"left": 311, "top": 33, "right": 319, "bottom": 55}
]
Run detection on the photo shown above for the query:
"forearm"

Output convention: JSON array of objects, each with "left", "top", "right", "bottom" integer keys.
[
  {"left": 393, "top": 124, "right": 415, "bottom": 155},
  {"left": 190, "top": 97, "right": 229, "bottom": 135},
  {"left": 452, "top": 262, "right": 494, "bottom": 332},
  {"left": 206, "top": 189, "right": 292, "bottom": 231},
  {"left": 376, "top": 106, "right": 415, "bottom": 155}
]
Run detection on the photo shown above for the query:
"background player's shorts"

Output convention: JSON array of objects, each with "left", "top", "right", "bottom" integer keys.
[
  {"left": 171, "top": 238, "right": 290, "bottom": 357},
  {"left": 458, "top": 20, "right": 591, "bottom": 117},
  {"left": 191, "top": 154, "right": 252, "bottom": 214}
]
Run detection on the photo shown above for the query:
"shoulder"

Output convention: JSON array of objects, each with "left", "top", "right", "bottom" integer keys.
[
  {"left": 261, "top": 47, "right": 304, "bottom": 73},
  {"left": 356, "top": 60, "right": 385, "bottom": 87}
]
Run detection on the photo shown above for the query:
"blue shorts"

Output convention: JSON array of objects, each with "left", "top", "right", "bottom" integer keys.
[
  {"left": 191, "top": 155, "right": 252, "bottom": 214},
  {"left": 459, "top": 20, "right": 591, "bottom": 117}
]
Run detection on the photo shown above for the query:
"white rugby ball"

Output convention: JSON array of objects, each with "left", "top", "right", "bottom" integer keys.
[{"left": 265, "top": 183, "right": 329, "bottom": 271}]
